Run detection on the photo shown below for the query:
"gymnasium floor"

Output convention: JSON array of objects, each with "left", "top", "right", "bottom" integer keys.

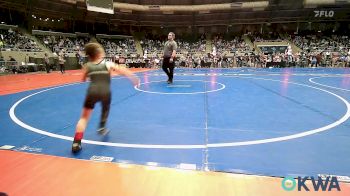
[{"left": 1, "top": 67, "right": 350, "bottom": 195}]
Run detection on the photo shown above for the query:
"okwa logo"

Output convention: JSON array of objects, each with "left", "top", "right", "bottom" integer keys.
[{"left": 282, "top": 176, "right": 341, "bottom": 191}]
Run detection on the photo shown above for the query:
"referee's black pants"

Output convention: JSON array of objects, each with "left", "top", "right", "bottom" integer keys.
[{"left": 162, "top": 57, "right": 175, "bottom": 82}]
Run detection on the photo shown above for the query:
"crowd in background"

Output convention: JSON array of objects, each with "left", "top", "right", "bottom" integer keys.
[
  {"left": 0, "top": 29, "right": 42, "bottom": 52},
  {"left": 40, "top": 35, "right": 89, "bottom": 54},
  {"left": 1, "top": 29, "right": 350, "bottom": 74},
  {"left": 99, "top": 38, "right": 137, "bottom": 57}
]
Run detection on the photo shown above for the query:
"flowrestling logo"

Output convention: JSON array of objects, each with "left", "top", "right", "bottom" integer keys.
[
  {"left": 314, "top": 10, "right": 334, "bottom": 17},
  {"left": 282, "top": 176, "right": 341, "bottom": 191}
]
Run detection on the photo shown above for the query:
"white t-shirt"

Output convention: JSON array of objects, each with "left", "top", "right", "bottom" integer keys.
[
  {"left": 287, "top": 46, "right": 292, "bottom": 55},
  {"left": 105, "top": 60, "right": 115, "bottom": 71}
]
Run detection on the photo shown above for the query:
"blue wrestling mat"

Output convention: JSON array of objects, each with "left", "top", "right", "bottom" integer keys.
[{"left": 1, "top": 68, "right": 350, "bottom": 178}]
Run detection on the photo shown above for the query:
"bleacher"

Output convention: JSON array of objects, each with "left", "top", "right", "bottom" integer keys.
[{"left": 1, "top": 25, "right": 350, "bottom": 75}]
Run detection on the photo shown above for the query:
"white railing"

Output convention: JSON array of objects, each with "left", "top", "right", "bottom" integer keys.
[{"left": 0, "top": 48, "right": 43, "bottom": 52}]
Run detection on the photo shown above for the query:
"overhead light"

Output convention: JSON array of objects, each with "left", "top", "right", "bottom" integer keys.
[
  {"left": 253, "top": 7, "right": 265, "bottom": 11},
  {"left": 231, "top": 2, "right": 242, "bottom": 8},
  {"left": 163, "top": 11, "right": 174, "bottom": 14},
  {"left": 120, "top": 9, "right": 132, "bottom": 13},
  {"left": 199, "top": 10, "right": 210, "bottom": 14}
]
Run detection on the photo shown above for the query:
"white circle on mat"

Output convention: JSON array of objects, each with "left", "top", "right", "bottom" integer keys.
[
  {"left": 309, "top": 76, "right": 350, "bottom": 92},
  {"left": 8, "top": 75, "right": 350, "bottom": 149},
  {"left": 134, "top": 80, "right": 226, "bottom": 95}
]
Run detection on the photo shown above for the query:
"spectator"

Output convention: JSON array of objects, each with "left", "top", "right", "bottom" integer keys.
[{"left": 44, "top": 53, "right": 50, "bottom": 73}]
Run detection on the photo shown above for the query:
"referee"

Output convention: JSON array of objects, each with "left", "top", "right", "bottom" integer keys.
[{"left": 162, "top": 32, "right": 177, "bottom": 84}]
